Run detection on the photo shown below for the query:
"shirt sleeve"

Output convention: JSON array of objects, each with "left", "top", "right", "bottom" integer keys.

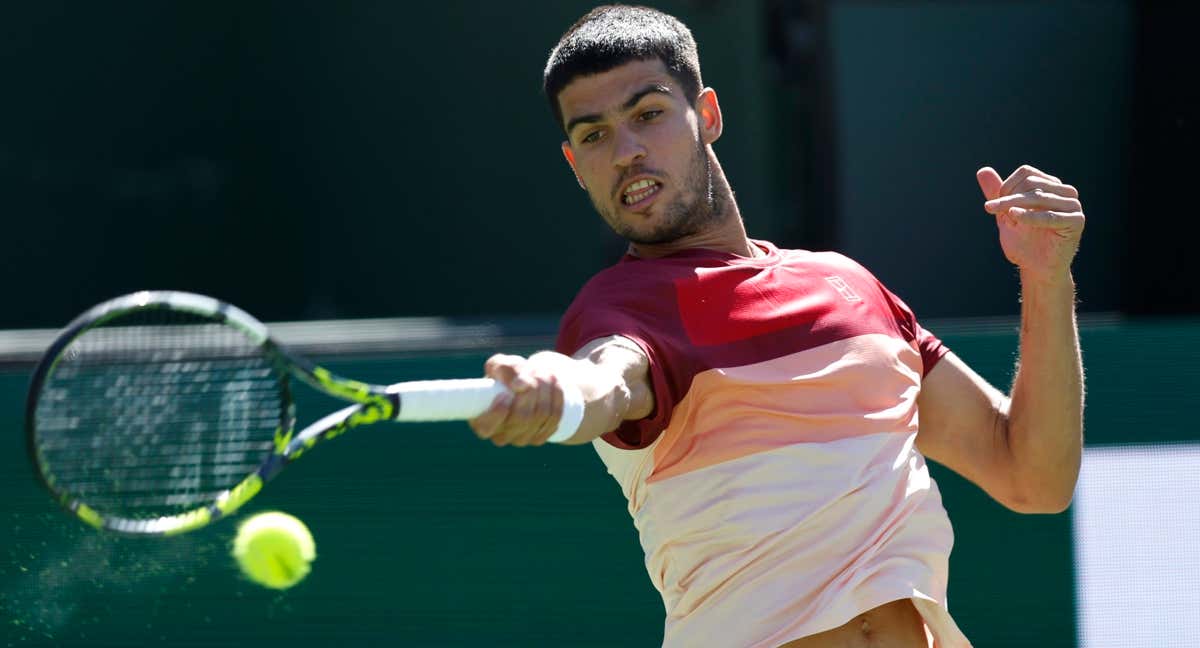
[
  {"left": 876, "top": 283, "right": 950, "bottom": 377},
  {"left": 556, "top": 300, "right": 674, "bottom": 450}
]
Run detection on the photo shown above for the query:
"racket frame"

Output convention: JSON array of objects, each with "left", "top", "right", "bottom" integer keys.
[{"left": 25, "top": 291, "right": 403, "bottom": 536}]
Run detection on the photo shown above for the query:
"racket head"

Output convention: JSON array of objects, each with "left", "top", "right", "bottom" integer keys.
[{"left": 25, "top": 291, "right": 296, "bottom": 536}]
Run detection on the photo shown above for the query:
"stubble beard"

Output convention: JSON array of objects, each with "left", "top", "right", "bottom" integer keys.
[{"left": 595, "top": 139, "right": 726, "bottom": 246}]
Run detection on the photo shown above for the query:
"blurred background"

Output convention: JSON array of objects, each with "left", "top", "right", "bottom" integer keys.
[{"left": 1, "top": 1, "right": 1197, "bottom": 646}]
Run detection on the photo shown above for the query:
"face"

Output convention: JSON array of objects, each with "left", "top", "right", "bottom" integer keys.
[{"left": 557, "top": 59, "right": 724, "bottom": 245}]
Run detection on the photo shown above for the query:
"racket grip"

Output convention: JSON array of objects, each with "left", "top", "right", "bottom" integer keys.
[{"left": 386, "top": 378, "right": 584, "bottom": 443}]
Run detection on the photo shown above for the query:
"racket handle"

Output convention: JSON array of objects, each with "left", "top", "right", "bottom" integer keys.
[{"left": 386, "top": 378, "right": 584, "bottom": 443}]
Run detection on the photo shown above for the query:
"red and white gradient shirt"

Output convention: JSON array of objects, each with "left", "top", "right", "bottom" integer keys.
[{"left": 556, "top": 240, "right": 957, "bottom": 647}]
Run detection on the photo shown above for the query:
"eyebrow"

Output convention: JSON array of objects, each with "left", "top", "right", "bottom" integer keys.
[{"left": 564, "top": 83, "right": 674, "bottom": 136}]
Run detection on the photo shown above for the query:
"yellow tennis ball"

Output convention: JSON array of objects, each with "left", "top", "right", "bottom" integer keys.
[{"left": 231, "top": 511, "right": 316, "bottom": 590}]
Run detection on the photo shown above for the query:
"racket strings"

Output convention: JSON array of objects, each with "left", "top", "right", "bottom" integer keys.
[{"left": 33, "top": 309, "right": 286, "bottom": 519}]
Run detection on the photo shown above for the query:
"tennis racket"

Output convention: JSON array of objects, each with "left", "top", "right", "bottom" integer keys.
[{"left": 25, "top": 290, "right": 584, "bottom": 537}]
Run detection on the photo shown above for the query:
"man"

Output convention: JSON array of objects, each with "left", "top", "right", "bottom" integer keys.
[{"left": 469, "top": 5, "right": 1084, "bottom": 647}]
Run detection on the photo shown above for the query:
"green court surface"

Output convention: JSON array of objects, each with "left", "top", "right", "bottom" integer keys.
[{"left": 2, "top": 318, "right": 1197, "bottom": 646}]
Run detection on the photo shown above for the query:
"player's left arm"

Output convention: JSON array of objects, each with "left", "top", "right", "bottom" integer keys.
[{"left": 916, "top": 164, "right": 1085, "bottom": 514}]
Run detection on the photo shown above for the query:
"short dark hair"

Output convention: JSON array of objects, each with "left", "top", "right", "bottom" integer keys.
[{"left": 543, "top": 5, "right": 703, "bottom": 132}]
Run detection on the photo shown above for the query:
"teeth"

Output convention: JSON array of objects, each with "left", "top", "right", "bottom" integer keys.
[{"left": 623, "top": 179, "right": 660, "bottom": 205}]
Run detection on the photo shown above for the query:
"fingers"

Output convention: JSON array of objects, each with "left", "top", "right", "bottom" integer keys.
[
  {"left": 1003, "top": 207, "right": 1086, "bottom": 232},
  {"left": 508, "top": 371, "right": 559, "bottom": 447},
  {"left": 978, "top": 164, "right": 1077, "bottom": 200},
  {"left": 469, "top": 354, "right": 564, "bottom": 448},
  {"left": 1002, "top": 173, "right": 1078, "bottom": 199},
  {"left": 998, "top": 164, "right": 1063, "bottom": 197},
  {"left": 976, "top": 167, "right": 1003, "bottom": 200},
  {"left": 467, "top": 389, "right": 514, "bottom": 443},
  {"left": 984, "top": 187, "right": 1081, "bottom": 216},
  {"left": 980, "top": 164, "right": 1082, "bottom": 221},
  {"left": 1029, "top": 175, "right": 1078, "bottom": 198},
  {"left": 483, "top": 353, "right": 524, "bottom": 385}
]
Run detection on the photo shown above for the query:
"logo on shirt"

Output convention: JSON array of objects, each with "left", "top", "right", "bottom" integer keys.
[{"left": 824, "top": 276, "right": 861, "bottom": 302}]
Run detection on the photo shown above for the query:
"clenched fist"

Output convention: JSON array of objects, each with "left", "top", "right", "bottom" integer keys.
[{"left": 468, "top": 351, "right": 575, "bottom": 447}]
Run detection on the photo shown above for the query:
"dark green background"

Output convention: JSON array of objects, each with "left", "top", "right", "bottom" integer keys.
[
  {"left": 0, "top": 0, "right": 775, "bottom": 326},
  {"left": 0, "top": 1, "right": 1135, "bottom": 326},
  {"left": 4, "top": 320, "right": 1197, "bottom": 646}
]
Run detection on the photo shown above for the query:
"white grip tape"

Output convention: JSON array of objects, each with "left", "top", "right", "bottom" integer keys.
[{"left": 386, "top": 378, "right": 584, "bottom": 444}]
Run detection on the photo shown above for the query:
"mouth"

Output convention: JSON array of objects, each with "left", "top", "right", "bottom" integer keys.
[{"left": 620, "top": 178, "right": 663, "bottom": 209}]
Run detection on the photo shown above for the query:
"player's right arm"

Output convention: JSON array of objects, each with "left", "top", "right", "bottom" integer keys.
[{"left": 467, "top": 335, "right": 654, "bottom": 447}]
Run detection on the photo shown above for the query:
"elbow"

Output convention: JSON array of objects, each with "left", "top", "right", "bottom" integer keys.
[
  {"left": 997, "top": 418, "right": 1082, "bottom": 515},
  {"left": 1005, "top": 492, "right": 1074, "bottom": 515},
  {"left": 1001, "top": 478, "right": 1078, "bottom": 515}
]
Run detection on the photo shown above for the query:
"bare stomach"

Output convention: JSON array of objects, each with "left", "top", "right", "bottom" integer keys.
[{"left": 777, "top": 599, "right": 928, "bottom": 648}]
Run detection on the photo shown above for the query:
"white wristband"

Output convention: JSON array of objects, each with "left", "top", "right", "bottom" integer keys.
[{"left": 548, "top": 380, "right": 585, "bottom": 443}]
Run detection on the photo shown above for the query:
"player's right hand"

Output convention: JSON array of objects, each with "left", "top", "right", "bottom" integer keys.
[{"left": 468, "top": 352, "right": 570, "bottom": 447}]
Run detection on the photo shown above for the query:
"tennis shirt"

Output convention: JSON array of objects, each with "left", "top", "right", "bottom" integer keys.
[{"left": 555, "top": 240, "right": 957, "bottom": 647}]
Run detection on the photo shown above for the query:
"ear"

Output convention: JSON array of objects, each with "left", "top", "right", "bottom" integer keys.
[
  {"left": 696, "top": 88, "right": 723, "bottom": 145},
  {"left": 561, "top": 142, "right": 586, "bottom": 190}
]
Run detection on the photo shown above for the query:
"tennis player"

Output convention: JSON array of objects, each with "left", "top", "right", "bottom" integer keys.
[{"left": 469, "top": 5, "right": 1084, "bottom": 647}]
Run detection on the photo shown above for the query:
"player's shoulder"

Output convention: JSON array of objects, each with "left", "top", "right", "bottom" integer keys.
[
  {"left": 569, "top": 264, "right": 630, "bottom": 307},
  {"left": 562, "top": 256, "right": 673, "bottom": 319},
  {"left": 777, "top": 246, "right": 880, "bottom": 280},
  {"left": 575, "top": 254, "right": 676, "bottom": 296}
]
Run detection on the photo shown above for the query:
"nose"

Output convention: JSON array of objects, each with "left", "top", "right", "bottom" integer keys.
[{"left": 612, "top": 124, "right": 646, "bottom": 169}]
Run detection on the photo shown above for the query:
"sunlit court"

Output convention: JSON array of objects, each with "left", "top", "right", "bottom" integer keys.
[{"left": 2, "top": 2, "right": 1196, "bottom": 647}]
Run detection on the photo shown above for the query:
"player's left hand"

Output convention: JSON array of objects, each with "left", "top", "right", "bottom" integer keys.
[{"left": 976, "top": 164, "right": 1085, "bottom": 284}]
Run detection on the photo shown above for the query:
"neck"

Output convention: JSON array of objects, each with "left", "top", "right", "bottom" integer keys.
[{"left": 628, "top": 150, "right": 758, "bottom": 259}]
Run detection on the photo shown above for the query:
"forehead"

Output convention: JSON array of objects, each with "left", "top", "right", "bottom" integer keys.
[{"left": 557, "top": 59, "right": 683, "bottom": 123}]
